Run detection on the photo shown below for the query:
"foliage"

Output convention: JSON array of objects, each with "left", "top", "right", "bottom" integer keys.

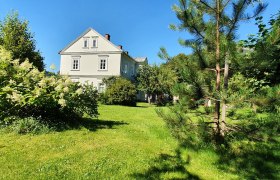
[
  {"left": 136, "top": 64, "right": 177, "bottom": 105},
  {"left": 101, "top": 76, "right": 137, "bottom": 106},
  {"left": 235, "top": 12, "right": 280, "bottom": 85},
  {"left": 0, "top": 12, "right": 44, "bottom": 71},
  {"left": 2, "top": 116, "right": 51, "bottom": 134},
  {"left": 0, "top": 103, "right": 240, "bottom": 180},
  {"left": 162, "top": 0, "right": 267, "bottom": 142},
  {"left": 0, "top": 46, "right": 98, "bottom": 131}
]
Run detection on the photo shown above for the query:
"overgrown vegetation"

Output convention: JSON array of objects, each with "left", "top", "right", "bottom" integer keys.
[
  {"left": 100, "top": 76, "right": 137, "bottom": 106},
  {"left": 136, "top": 64, "right": 177, "bottom": 105},
  {"left": 0, "top": 46, "right": 99, "bottom": 133},
  {"left": 155, "top": 1, "right": 279, "bottom": 179}
]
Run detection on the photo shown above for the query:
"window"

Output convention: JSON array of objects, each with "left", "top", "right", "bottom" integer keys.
[
  {"left": 71, "top": 78, "right": 80, "bottom": 83},
  {"left": 124, "top": 64, "right": 128, "bottom": 74},
  {"left": 83, "top": 38, "right": 89, "bottom": 48},
  {"left": 98, "top": 83, "right": 105, "bottom": 93},
  {"left": 71, "top": 57, "right": 80, "bottom": 70},
  {"left": 98, "top": 56, "right": 108, "bottom": 70},
  {"left": 92, "top": 39, "right": 98, "bottom": 48},
  {"left": 131, "top": 65, "right": 135, "bottom": 75}
]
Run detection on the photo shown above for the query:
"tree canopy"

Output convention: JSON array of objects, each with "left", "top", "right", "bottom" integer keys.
[{"left": 0, "top": 12, "right": 44, "bottom": 71}]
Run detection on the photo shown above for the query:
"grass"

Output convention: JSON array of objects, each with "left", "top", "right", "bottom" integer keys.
[
  {"left": 0, "top": 103, "right": 177, "bottom": 179},
  {"left": 0, "top": 103, "right": 278, "bottom": 179}
]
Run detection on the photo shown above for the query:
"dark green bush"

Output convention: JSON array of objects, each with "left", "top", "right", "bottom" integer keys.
[{"left": 102, "top": 77, "right": 137, "bottom": 106}]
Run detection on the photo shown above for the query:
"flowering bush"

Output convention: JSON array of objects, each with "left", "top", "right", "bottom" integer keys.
[{"left": 0, "top": 46, "right": 98, "bottom": 129}]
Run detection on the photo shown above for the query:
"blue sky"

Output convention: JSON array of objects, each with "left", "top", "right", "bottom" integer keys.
[{"left": 0, "top": 0, "right": 279, "bottom": 71}]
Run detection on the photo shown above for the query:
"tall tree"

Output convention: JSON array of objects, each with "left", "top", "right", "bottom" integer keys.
[
  {"left": 171, "top": 0, "right": 266, "bottom": 140},
  {"left": 0, "top": 12, "right": 44, "bottom": 71}
]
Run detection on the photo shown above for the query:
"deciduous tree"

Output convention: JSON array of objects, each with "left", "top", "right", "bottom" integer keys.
[{"left": 0, "top": 12, "right": 44, "bottom": 71}]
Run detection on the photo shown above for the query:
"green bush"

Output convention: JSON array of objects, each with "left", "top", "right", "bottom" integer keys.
[
  {"left": 9, "top": 117, "right": 50, "bottom": 134},
  {"left": 0, "top": 46, "right": 99, "bottom": 130},
  {"left": 102, "top": 77, "right": 137, "bottom": 106}
]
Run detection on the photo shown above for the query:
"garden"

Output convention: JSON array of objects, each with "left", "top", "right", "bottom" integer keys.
[{"left": 0, "top": 1, "right": 279, "bottom": 179}]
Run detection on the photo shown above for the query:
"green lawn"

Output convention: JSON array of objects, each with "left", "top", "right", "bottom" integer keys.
[{"left": 0, "top": 103, "right": 245, "bottom": 179}]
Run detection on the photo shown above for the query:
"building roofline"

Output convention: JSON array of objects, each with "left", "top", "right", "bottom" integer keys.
[{"left": 59, "top": 27, "right": 122, "bottom": 54}]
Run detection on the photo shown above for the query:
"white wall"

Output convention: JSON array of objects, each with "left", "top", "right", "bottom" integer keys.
[
  {"left": 120, "top": 53, "right": 136, "bottom": 80},
  {"left": 60, "top": 53, "right": 121, "bottom": 76},
  {"left": 63, "top": 29, "right": 121, "bottom": 53}
]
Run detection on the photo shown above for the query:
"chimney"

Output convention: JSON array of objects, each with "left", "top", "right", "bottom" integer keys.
[
  {"left": 118, "top": 45, "right": 123, "bottom": 50},
  {"left": 105, "top": 34, "right": 110, "bottom": 41}
]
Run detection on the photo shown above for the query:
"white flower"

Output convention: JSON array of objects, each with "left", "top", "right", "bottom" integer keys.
[
  {"left": 76, "top": 88, "right": 83, "bottom": 95},
  {"left": 58, "top": 99, "right": 66, "bottom": 107},
  {"left": 0, "top": 70, "right": 7, "bottom": 76},
  {"left": 34, "top": 88, "right": 41, "bottom": 97},
  {"left": 13, "top": 59, "right": 20, "bottom": 66},
  {"left": 10, "top": 91, "right": 22, "bottom": 103},
  {"left": 9, "top": 79, "right": 16, "bottom": 85},
  {"left": 59, "top": 93, "right": 64, "bottom": 98},
  {"left": 65, "top": 78, "right": 72, "bottom": 85},
  {"left": 29, "top": 68, "right": 40, "bottom": 76},
  {"left": 2, "top": 86, "right": 13, "bottom": 92},
  {"left": 38, "top": 79, "right": 46, "bottom": 87},
  {"left": 20, "top": 61, "right": 33, "bottom": 70},
  {"left": 63, "top": 87, "right": 69, "bottom": 93},
  {"left": 55, "top": 84, "right": 63, "bottom": 92},
  {"left": 48, "top": 76, "right": 56, "bottom": 86}
]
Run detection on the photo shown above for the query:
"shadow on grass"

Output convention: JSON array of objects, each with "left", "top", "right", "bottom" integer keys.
[
  {"left": 132, "top": 152, "right": 201, "bottom": 180},
  {"left": 216, "top": 140, "right": 280, "bottom": 179},
  {"left": 78, "top": 118, "right": 129, "bottom": 132}
]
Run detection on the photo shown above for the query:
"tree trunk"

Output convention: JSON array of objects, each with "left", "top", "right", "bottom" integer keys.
[
  {"left": 147, "top": 93, "right": 151, "bottom": 104},
  {"left": 214, "top": 0, "right": 222, "bottom": 140},
  {"left": 221, "top": 55, "right": 229, "bottom": 137}
]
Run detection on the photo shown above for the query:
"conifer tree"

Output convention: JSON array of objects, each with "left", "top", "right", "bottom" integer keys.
[{"left": 171, "top": 0, "right": 266, "bottom": 140}]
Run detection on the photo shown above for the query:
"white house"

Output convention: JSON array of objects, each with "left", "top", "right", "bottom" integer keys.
[{"left": 59, "top": 28, "right": 147, "bottom": 93}]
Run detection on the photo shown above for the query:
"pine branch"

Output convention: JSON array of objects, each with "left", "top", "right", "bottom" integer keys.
[
  {"left": 226, "top": 0, "right": 247, "bottom": 40},
  {"left": 221, "top": 0, "right": 232, "bottom": 11},
  {"left": 200, "top": 0, "right": 216, "bottom": 12},
  {"left": 189, "top": 12, "right": 205, "bottom": 39}
]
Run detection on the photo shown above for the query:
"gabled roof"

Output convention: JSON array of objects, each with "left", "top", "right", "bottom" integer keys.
[
  {"left": 134, "top": 57, "right": 147, "bottom": 63},
  {"left": 59, "top": 28, "right": 122, "bottom": 54}
]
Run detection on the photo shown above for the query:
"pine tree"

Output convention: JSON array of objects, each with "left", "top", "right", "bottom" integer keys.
[{"left": 171, "top": 0, "right": 266, "bottom": 140}]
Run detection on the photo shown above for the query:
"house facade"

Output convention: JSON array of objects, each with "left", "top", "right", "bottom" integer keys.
[{"left": 59, "top": 28, "right": 147, "bottom": 93}]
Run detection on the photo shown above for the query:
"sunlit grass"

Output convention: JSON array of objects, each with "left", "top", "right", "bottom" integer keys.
[
  {"left": 0, "top": 103, "right": 177, "bottom": 179},
  {"left": 1, "top": 103, "right": 271, "bottom": 179}
]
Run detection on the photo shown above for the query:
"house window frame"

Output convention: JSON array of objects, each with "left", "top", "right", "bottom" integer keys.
[
  {"left": 83, "top": 37, "right": 89, "bottom": 48},
  {"left": 124, "top": 64, "right": 128, "bottom": 74},
  {"left": 98, "top": 55, "right": 108, "bottom": 71},
  {"left": 92, "top": 36, "right": 98, "bottom": 48},
  {"left": 71, "top": 56, "right": 81, "bottom": 71},
  {"left": 131, "top": 65, "right": 135, "bottom": 76},
  {"left": 98, "top": 83, "right": 105, "bottom": 93}
]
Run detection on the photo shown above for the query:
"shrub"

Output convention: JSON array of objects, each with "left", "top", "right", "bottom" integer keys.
[
  {"left": 8, "top": 117, "right": 50, "bottom": 134},
  {"left": 102, "top": 77, "right": 137, "bottom": 106},
  {"left": 0, "top": 46, "right": 99, "bottom": 130}
]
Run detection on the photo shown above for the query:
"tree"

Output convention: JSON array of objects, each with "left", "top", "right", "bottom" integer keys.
[
  {"left": 171, "top": 0, "right": 266, "bottom": 140},
  {"left": 235, "top": 11, "right": 280, "bottom": 85},
  {"left": 136, "top": 65, "right": 158, "bottom": 103},
  {"left": 136, "top": 64, "right": 177, "bottom": 104},
  {"left": 0, "top": 12, "right": 44, "bottom": 71},
  {"left": 102, "top": 76, "right": 137, "bottom": 106}
]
